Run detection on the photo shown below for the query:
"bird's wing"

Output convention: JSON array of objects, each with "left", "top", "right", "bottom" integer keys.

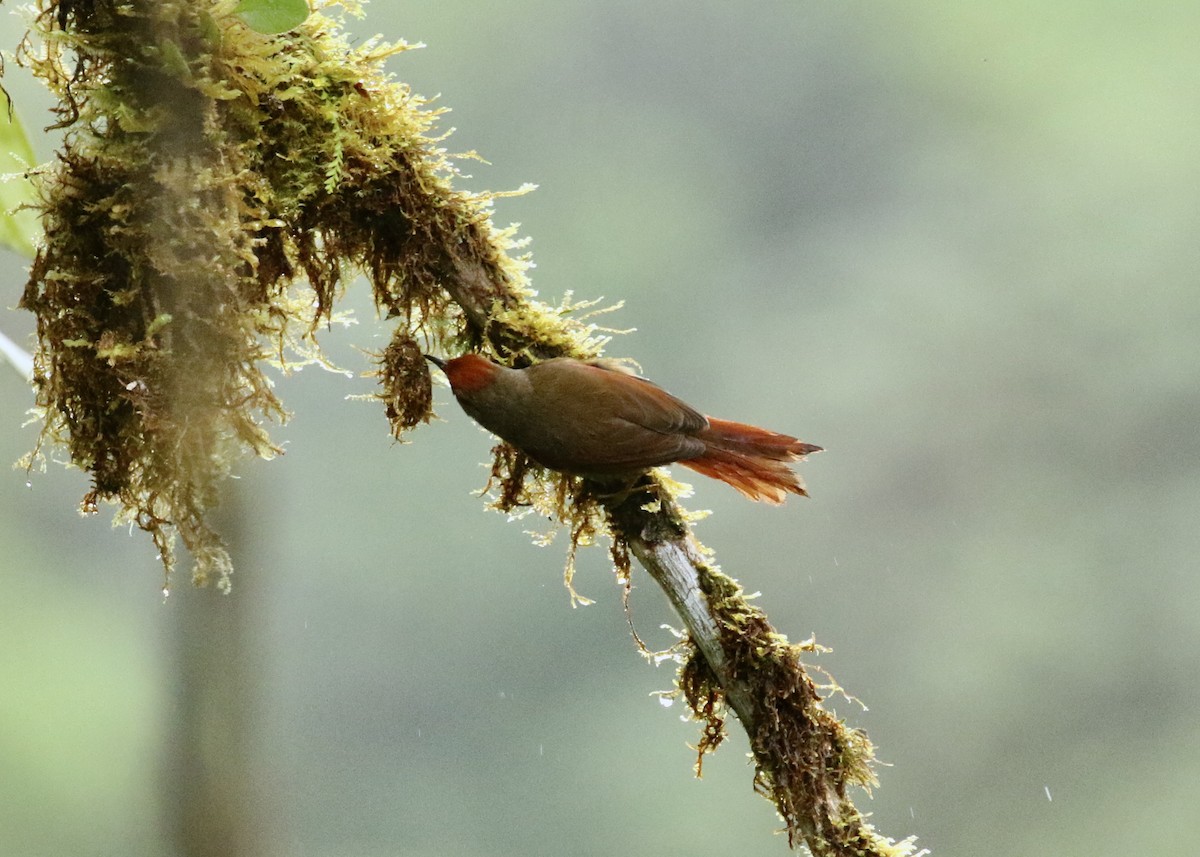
[
  {"left": 527, "top": 359, "right": 708, "bottom": 472},
  {"left": 582, "top": 360, "right": 708, "bottom": 434}
]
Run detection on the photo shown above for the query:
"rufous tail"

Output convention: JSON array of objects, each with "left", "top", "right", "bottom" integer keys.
[{"left": 679, "top": 418, "right": 821, "bottom": 504}]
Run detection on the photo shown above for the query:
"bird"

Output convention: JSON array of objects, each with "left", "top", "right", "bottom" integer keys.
[{"left": 425, "top": 353, "right": 820, "bottom": 504}]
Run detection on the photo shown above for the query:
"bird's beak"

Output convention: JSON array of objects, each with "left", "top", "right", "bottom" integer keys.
[{"left": 423, "top": 354, "right": 446, "bottom": 370}]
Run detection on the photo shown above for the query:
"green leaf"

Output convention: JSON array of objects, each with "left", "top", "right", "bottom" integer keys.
[
  {"left": 234, "top": 0, "right": 310, "bottom": 35},
  {"left": 0, "top": 105, "right": 40, "bottom": 258}
]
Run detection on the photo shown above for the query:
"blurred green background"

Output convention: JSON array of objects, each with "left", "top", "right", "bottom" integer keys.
[{"left": 2, "top": 2, "right": 1198, "bottom": 855}]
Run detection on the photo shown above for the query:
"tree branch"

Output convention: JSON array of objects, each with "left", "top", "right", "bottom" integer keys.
[{"left": 603, "top": 487, "right": 921, "bottom": 856}]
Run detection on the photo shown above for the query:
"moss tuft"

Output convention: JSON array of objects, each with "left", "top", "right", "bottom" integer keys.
[{"left": 375, "top": 332, "right": 433, "bottom": 437}]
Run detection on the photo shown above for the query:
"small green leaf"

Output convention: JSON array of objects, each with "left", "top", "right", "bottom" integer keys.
[
  {"left": 234, "top": 0, "right": 310, "bottom": 35},
  {"left": 0, "top": 105, "right": 40, "bottom": 258}
]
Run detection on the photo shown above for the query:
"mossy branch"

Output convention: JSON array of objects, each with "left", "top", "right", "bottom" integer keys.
[
  {"left": 608, "top": 487, "right": 916, "bottom": 855},
  {"left": 15, "top": 1, "right": 923, "bottom": 852}
]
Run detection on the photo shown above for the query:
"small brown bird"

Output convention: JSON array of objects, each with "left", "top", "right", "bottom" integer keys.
[{"left": 426, "top": 354, "right": 820, "bottom": 503}]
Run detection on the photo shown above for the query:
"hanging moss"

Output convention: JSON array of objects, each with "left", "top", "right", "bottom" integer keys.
[{"left": 17, "top": 0, "right": 604, "bottom": 589}]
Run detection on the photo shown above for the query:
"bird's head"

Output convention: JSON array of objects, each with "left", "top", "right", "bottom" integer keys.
[{"left": 424, "top": 353, "right": 501, "bottom": 394}]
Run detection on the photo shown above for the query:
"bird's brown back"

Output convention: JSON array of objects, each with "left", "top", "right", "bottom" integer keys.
[{"left": 455, "top": 358, "right": 708, "bottom": 476}]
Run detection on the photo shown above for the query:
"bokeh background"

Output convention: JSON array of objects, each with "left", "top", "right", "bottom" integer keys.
[{"left": 3, "top": 2, "right": 1198, "bottom": 855}]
